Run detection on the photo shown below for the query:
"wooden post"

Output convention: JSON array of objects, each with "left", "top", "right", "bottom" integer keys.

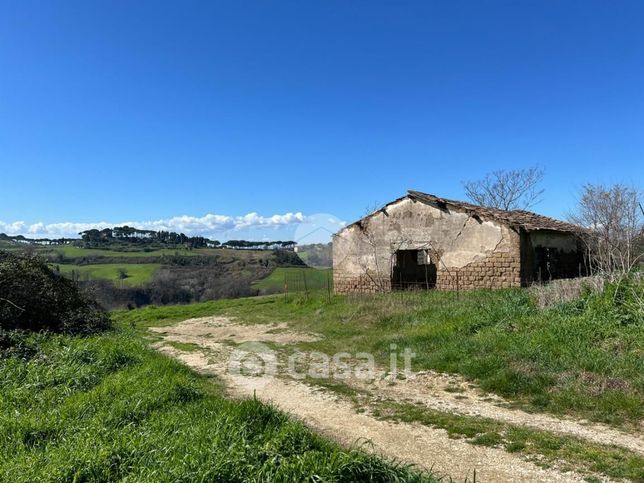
[
  {"left": 284, "top": 273, "right": 288, "bottom": 297},
  {"left": 425, "top": 262, "right": 429, "bottom": 290}
]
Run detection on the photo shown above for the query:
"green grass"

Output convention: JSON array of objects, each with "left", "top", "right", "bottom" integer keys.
[
  {"left": 115, "top": 280, "right": 644, "bottom": 429},
  {"left": 41, "top": 245, "right": 203, "bottom": 258},
  {"left": 0, "top": 330, "right": 434, "bottom": 482},
  {"left": 53, "top": 263, "right": 161, "bottom": 286},
  {"left": 113, "top": 299, "right": 247, "bottom": 332},
  {"left": 252, "top": 267, "right": 332, "bottom": 293},
  {"left": 165, "top": 340, "right": 202, "bottom": 352},
  {"left": 38, "top": 245, "right": 280, "bottom": 260}
]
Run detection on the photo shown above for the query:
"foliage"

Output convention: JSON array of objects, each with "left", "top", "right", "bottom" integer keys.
[
  {"left": 0, "top": 251, "right": 111, "bottom": 335},
  {"left": 581, "top": 274, "right": 644, "bottom": 326},
  {"left": 80, "top": 225, "right": 218, "bottom": 249},
  {"left": 0, "top": 331, "right": 433, "bottom": 482},
  {"left": 222, "top": 239, "right": 296, "bottom": 249}
]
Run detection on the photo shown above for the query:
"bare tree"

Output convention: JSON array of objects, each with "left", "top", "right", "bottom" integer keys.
[
  {"left": 463, "top": 166, "right": 545, "bottom": 211},
  {"left": 569, "top": 183, "right": 643, "bottom": 274}
]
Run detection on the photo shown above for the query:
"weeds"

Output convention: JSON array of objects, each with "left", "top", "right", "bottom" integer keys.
[
  {"left": 116, "top": 278, "right": 644, "bottom": 428},
  {"left": 372, "top": 400, "right": 644, "bottom": 481},
  {"left": 0, "top": 331, "right": 434, "bottom": 482}
]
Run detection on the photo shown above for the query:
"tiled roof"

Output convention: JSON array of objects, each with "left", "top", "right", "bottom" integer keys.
[{"left": 407, "top": 190, "right": 581, "bottom": 233}]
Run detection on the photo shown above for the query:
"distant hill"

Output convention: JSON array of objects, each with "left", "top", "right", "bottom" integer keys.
[
  {"left": 2, "top": 243, "right": 306, "bottom": 309},
  {"left": 296, "top": 243, "right": 332, "bottom": 268}
]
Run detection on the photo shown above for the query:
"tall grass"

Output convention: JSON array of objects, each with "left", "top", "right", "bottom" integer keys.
[
  {"left": 116, "top": 278, "right": 644, "bottom": 428},
  {"left": 0, "top": 331, "right": 433, "bottom": 482}
]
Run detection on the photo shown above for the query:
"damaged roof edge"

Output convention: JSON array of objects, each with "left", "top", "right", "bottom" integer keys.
[
  {"left": 332, "top": 194, "right": 410, "bottom": 236},
  {"left": 333, "top": 190, "right": 582, "bottom": 237}
]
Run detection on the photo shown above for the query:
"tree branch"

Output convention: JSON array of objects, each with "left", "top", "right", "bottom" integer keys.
[{"left": 0, "top": 297, "right": 25, "bottom": 312}]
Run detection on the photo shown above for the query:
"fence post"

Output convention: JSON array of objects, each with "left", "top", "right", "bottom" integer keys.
[
  {"left": 303, "top": 271, "right": 308, "bottom": 298},
  {"left": 284, "top": 273, "right": 288, "bottom": 298},
  {"left": 425, "top": 263, "right": 429, "bottom": 290}
]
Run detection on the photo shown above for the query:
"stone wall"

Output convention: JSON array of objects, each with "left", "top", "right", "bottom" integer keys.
[
  {"left": 333, "top": 273, "right": 391, "bottom": 294},
  {"left": 435, "top": 243, "right": 522, "bottom": 290}
]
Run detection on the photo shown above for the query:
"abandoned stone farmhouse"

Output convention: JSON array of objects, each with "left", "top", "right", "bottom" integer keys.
[{"left": 333, "top": 190, "right": 585, "bottom": 293}]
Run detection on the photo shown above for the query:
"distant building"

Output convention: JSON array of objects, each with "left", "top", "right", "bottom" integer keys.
[{"left": 333, "top": 190, "right": 585, "bottom": 293}]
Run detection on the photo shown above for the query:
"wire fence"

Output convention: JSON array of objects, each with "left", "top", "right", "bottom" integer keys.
[{"left": 283, "top": 269, "right": 333, "bottom": 300}]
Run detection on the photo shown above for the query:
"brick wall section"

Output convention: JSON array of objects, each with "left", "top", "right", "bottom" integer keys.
[
  {"left": 435, "top": 249, "right": 521, "bottom": 290},
  {"left": 333, "top": 273, "right": 391, "bottom": 294},
  {"left": 436, "top": 230, "right": 521, "bottom": 290}
]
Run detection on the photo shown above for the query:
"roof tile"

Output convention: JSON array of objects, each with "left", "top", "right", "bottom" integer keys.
[{"left": 408, "top": 190, "right": 580, "bottom": 233}]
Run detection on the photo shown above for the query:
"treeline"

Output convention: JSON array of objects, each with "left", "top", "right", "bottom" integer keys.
[
  {"left": 0, "top": 233, "right": 77, "bottom": 245},
  {"left": 79, "top": 227, "right": 296, "bottom": 250},
  {"left": 1, "top": 226, "right": 297, "bottom": 251},
  {"left": 80, "top": 227, "right": 296, "bottom": 250},
  {"left": 80, "top": 226, "right": 216, "bottom": 248},
  {"left": 221, "top": 240, "right": 296, "bottom": 250}
]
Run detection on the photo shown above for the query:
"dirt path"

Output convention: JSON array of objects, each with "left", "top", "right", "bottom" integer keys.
[
  {"left": 150, "top": 316, "right": 643, "bottom": 481},
  {"left": 348, "top": 368, "right": 644, "bottom": 456},
  {"left": 157, "top": 344, "right": 587, "bottom": 482}
]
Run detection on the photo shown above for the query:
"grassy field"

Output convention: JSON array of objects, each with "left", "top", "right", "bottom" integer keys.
[
  {"left": 40, "top": 245, "right": 204, "bottom": 258},
  {"left": 3, "top": 244, "right": 270, "bottom": 259},
  {"left": 252, "top": 267, "right": 332, "bottom": 293},
  {"left": 0, "top": 330, "right": 433, "bottom": 482},
  {"left": 115, "top": 278, "right": 644, "bottom": 430},
  {"left": 53, "top": 263, "right": 161, "bottom": 286}
]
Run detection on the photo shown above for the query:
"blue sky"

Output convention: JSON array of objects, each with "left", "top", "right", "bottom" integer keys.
[{"left": 1, "top": 1, "right": 642, "bottom": 242}]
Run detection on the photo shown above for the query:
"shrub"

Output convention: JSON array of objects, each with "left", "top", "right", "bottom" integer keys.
[
  {"left": 0, "top": 251, "right": 111, "bottom": 335},
  {"left": 529, "top": 276, "right": 605, "bottom": 309},
  {"left": 583, "top": 274, "right": 644, "bottom": 325}
]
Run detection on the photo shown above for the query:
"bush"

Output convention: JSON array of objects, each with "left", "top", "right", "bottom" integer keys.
[
  {"left": 0, "top": 251, "right": 111, "bottom": 335},
  {"left": 529, "top": 276, "right": 606, "bottom": 309},
  {"left": 582, "top": 274, "right": 644, "bottom": 325}
]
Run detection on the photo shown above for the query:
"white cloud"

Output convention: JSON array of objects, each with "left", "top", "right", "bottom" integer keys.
[{"left": 0, "top": 211, "right": 306, "bottom": 239}]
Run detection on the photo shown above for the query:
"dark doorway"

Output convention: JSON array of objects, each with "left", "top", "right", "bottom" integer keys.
[{"left": 392, "top": 249, "right": 437, "bottom": 290}]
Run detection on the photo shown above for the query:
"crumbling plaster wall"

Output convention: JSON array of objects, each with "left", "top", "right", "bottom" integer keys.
[
  {"left": 529, "top": 231, "right": 578, "bottom": 252},
  {"left": 333, "top": 198, "right": 522, "bottom": 293}
]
